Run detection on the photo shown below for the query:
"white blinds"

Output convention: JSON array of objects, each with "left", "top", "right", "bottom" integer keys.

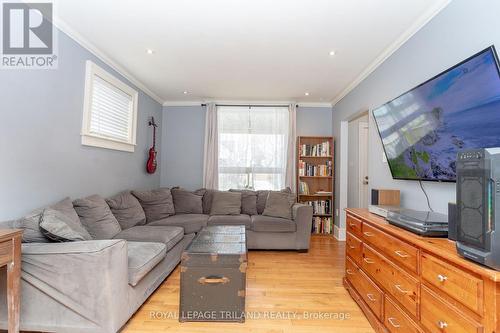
[{"left": 89, "top": 75, "right": 133, "bottom": 142}]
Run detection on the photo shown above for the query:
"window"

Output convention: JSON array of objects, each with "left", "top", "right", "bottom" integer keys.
[
  {"left": 81, "top": 61, "right": 138, "bottom": 152},
  {"left": 218, "top": 106, "right": 289, "bottom": 190}
]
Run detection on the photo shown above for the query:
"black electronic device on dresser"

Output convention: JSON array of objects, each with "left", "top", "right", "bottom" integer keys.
[{"left": 456, "top": 148, "right": 500, "bottom": 271}]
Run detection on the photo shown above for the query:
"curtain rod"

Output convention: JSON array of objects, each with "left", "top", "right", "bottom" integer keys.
[{"left": 201, "top": 103, "right": 299, "bottom": 107}]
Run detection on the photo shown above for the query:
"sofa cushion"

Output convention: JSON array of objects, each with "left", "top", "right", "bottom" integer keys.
[
  {"left": 251, "top": 215, "right": 296, "bottom": 233},
  {"left": 200, "top": 189, "right": 217, "bottom": 214},
  {"left": 229, "top": 189, "right": 258, "bottom": 215},
  {"left": 256, "top": 187, "right": 292, "bottom": 214},
  {"left": 127, "top": 241, "right": 166, "bottom": 286},
  {"left": 148, "top": 214, "right": 208, "bottom": 234},
  {"left": 73, "top": 195, "right": 122, "bottom": 239},
  {"left": 210, "top": 191, "right": 241, "bottom": 215},
  {"left": 106, "top": 191, "right": 146, "bottom": 229},
  {"left": 207, "top": 214, "right": 252, "bottom": 229},
  {"left": 14, "top": 197, "right": 81, "bottom": 243},
  {"left": 262, "top": 191, "right": 296, "bottom": 220},
  {"left": 39, "top": 208, "right": 92, "bottom": 242},
  {"left": 171, "top": 188, "right": 204, "bottom": 214},
  {"left": 131, "top": 188, "right": 175, "bottom": 223},
  {"left": 114, "top": 225, "right": 184, "bottom": 251}
]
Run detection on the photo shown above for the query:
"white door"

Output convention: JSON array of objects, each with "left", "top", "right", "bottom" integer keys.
[{"left": 358, "top": 122, "right": 369, "bottom": 208}]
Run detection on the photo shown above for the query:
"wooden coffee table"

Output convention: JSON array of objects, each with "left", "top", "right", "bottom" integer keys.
[{"left": 179, "top": 225, "right": 247, "bottom": 322}]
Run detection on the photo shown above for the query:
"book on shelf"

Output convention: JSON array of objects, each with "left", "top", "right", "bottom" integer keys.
[
  {"left": 307, "top": 200, "right": 332, "bottom": 215},
  {"left": 298, "top": 140, "right": 331, "bottom": 157},
  {"left": 298, "top": 160, "right": 332, "bottom": 176},
  {"left": 312, "top": 217, "right": 333, "bottom": 234},
  {"left": 298, "top": 181, "right": 310, "bottom": 195}
]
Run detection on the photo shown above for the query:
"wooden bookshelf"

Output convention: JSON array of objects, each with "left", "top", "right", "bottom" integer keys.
[{"left": 296, "top": 136, "right": 334, "bottom": 235}]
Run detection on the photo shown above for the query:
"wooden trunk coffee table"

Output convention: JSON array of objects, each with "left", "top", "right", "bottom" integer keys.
[{"left": 179, "top": 225, "right": 247, "bottom": 322}]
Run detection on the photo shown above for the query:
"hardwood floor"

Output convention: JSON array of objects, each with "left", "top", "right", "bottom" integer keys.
[{"left": 122, "top": 235, "right": 375, "bottom": 333}]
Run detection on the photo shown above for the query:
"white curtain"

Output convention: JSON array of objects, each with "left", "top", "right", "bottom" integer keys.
[
  {"left": 285, "top": 103, "right": 297, "bottom": 190},
  {"left": 202, "top": 103, "right": 218, "bottom": 189},
  {"left": 217, "top": 106, "right": 290, "bottom": 190}
]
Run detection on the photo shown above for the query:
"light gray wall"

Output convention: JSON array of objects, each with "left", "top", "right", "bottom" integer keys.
[
  {"left": 0, "top": 29, "right": 163, "bottom": 220},
  {"left": 333, "top": 0, "right": 500, "bottom": 227},
  {"left": 160, "top": 105, "right": 332, "bottom": 189}
]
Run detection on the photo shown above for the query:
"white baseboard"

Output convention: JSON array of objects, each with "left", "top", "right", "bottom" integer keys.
[{"left": 334, "top": 225, "right": 346, "bottom": 241}]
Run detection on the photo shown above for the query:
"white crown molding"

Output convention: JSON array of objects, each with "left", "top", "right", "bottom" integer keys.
[
  {"left": 330, "top": 0, "right": 452, "bottom": 106},
  {"left": 162, "top": 100, "right": 332, "bottom": 108},
  {"left": 53, "top": 18, "right": 165, "bottom": 105}
]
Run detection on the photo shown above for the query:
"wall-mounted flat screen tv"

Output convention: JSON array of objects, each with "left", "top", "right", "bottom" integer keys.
[{"left": 372, "top": 46, "right": 500, "bottom": 182}]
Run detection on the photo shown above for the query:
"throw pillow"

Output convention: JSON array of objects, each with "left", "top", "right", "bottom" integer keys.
[
  {"left": 171, "top": 188, "right": 204, "bottom": 214},
  {"left": 256, "top": 188, "right": 292, "bottom": 214},
  {"left": 199, "top": 188, "right": 216, "bottom": 214},
  {"left": 73, "top": 195, "right": 122, "bottom": 239},
  {"left": 13, "top": 210, "right": 47, "bottom": 243},
  {"left": 39, "top": 208, "right": 92, "bottom": 242},
  {"left": 229, "top": 189, "right": 257, "bottom": 215},
  {"left": 210, "top": 191, "right": 242, "bottom": 215},
  {"left": 262, "top": 191, "right": 296, "bottom": 220},
  {"left": 131, "top": 188, "right": 175, "bottom": 223},
  {"left": 13, "top": 197, "right": 82, "bottom": 243},
  {"left": 107, "top": 191, "right": 147, "bottom": 228}
]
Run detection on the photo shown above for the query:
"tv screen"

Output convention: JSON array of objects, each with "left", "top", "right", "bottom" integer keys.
[{"left": 372, "top": 46, "right": 500, "bottom": 182}]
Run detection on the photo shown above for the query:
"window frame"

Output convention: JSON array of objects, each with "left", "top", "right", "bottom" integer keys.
[{"left": 81, "top": 60, "right": 139, "bottom": 152}]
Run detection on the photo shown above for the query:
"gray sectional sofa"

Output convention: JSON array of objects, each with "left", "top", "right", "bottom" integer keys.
[{"left": 0, "top": 187, "right": 312, "bottom": 333}]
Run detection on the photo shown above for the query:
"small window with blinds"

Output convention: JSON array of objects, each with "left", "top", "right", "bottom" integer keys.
[{"left": 81, "top": 61, "right": 138, "bottom": 152}]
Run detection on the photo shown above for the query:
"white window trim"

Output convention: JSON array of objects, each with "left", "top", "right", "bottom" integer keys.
[{"left": 81, "top": 60, "right": 138, "bottom": 152}]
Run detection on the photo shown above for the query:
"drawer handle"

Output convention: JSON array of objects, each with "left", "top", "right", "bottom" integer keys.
[
  {"left": 198, "top": 276, "right": 230, "bottom": 285},
  {"left": 394, "top": 250, "right": 409, "bottom": 258},
  {"left": 437, "top": 274, "right": 448, "bottom": 282},
  {"left": 388, "top": 317, "right": 401, "bottom": 328},
  {"left": 437, "top": 320, "right": 448, "bottom": 329},
  {"left": 363, "top": 231, "right": 374, "bottom": 237},
  {"left": 349, "top": 223, "right": 357, "bottom": 227},
  {"left": 363, "top": 258, "right": 375, "bottom": 264},
  {"left": 348, "top": 245, "right": 356, "bottom": 249},
  {"left": 366, "top": 293, "right": 376, "bottom": 302},
  {"left": 346, "top": 269, "right": 355, "bottom": 275},
  {"left": 394, "top": 284, "right": 409, "bottom": 294}
]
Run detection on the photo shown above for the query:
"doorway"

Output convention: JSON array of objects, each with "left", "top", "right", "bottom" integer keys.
[{"left": 347, "top": 113, "right": 369, "bottom": 208}]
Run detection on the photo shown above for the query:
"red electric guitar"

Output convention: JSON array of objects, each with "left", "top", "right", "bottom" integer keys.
[{"left": 146, "top": 117, "right": 158, "bottom": 174}]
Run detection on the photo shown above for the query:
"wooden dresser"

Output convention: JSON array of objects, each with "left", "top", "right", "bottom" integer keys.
[{"left": 344, "top": 208, "right": 500, "bottom": 333}]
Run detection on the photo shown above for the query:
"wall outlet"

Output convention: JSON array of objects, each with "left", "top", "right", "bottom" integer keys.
[{"left": 335, "top": 208, "right": 339, "bottom": 217}]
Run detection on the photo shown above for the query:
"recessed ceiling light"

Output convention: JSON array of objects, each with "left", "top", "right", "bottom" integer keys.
[
  {"left": 146, "top": 49, "right": 154, "bottom": 55},
  {"left": 304, "top": 92, "right": 310, "bottom": 96},
  {"left": 183, "top": 91, "right": 188, "bottom": 95},
  {"left": 329, "top": 50, "right": 336, "bottom": 56}
]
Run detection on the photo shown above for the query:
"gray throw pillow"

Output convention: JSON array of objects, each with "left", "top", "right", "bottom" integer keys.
[
  {"left": 73, "top": 195, "right": 122, "bottom": 239},
  {"left": 106, "top": 191, "right": 146, "bottom": 229},
  {"left": 13, "top": 197, "right": 81, "bottom": 243},
  {"left": 13, "top": 210, "right": 47, "bottom": 243},
  {"left": 210, "top": 191, "right": 242, "bottom": 215},
  {"left": 262, "top": 191, "right": 296, "bottom": 219},
  {"left": 131, "top": 188, "right": 175, "bottom": 223},
  {"left": 171, "top": 188, "right": 204, "bottom": 214},
  {"left": 199, "top": 188, "right": 216, "bottom": 214},
  {"left": 229, "top": 189, "right": 257, "bottom": 215},
  {"left": 256, "top": 188, "right": 292, "bottom": 214},
  {"left": 39, "top": 208, "right": 92, "bottom": 242}
]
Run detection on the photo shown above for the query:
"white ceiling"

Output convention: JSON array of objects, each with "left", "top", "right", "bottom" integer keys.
[{"left": 56, "top": 0, "right": 450, "bottom": 105}]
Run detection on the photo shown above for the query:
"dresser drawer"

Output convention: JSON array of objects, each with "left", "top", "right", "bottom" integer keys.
[
  {"left": 362, "top": 244, "right": 419, "bottom": 317},
  {"left": 350, "top": 267, "right": 384, "bottom": 319},
  {"left": 362, "top": 222, "right": 418, "bottom": 274},
  {"left": 346, "top": 232, "right": 363, "bottom": 266},
  {"left": 346, "top": 215, "right": 362, "bottom": 238},
  {"left": 421, "top": 286, "right": 483, "bottom": 333},
  {"left": 345, "top": 256, "right": 359, "bottom": 285},
  {"left": 384, "top": 296, "right": 421, "bottom": 333},
  {"left": 421, "top": 253, "right": 483, "bottom": 314}
]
